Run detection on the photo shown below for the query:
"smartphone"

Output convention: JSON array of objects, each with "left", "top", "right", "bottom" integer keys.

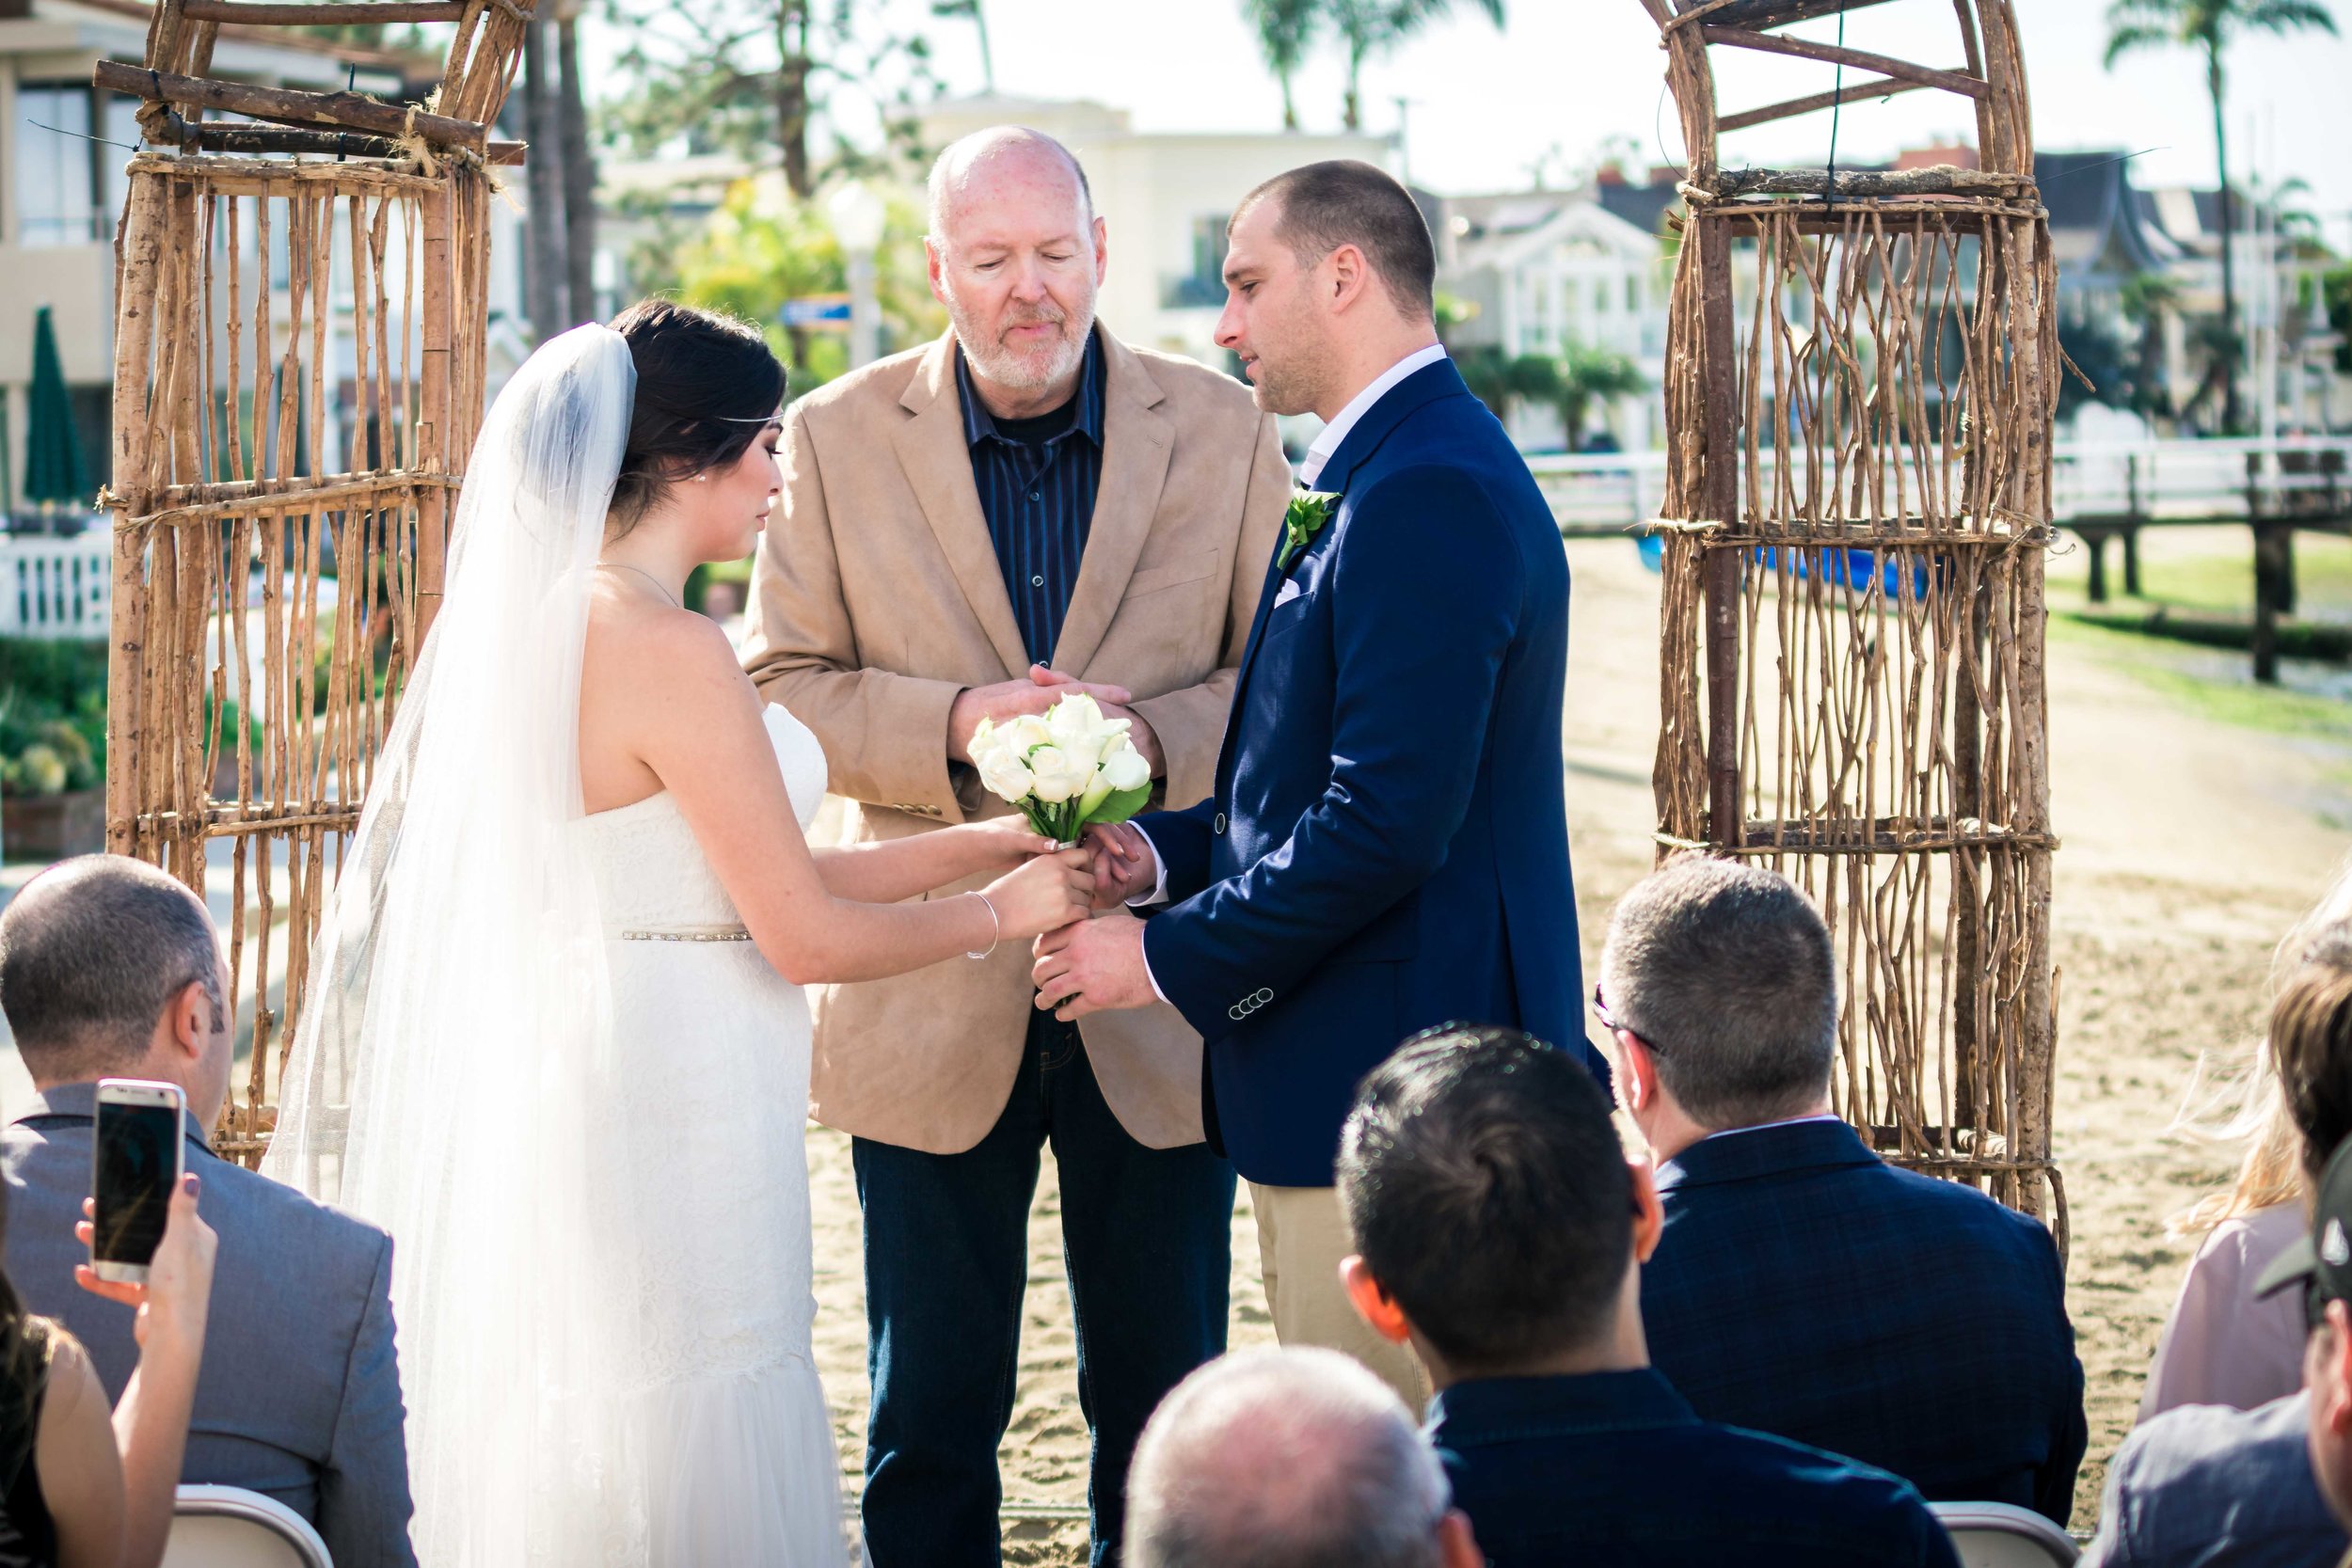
[{"left": 90, "top": 1079, "right": 185, "bottom": 1285}]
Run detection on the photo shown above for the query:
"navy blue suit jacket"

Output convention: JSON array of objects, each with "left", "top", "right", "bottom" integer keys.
[
  {"left": 1135, "top": 356, "right": 1605, "bottom": 1187},
  {"left": 1641, "top": 1119, "right": 2088, "bottom": 1523},
  {"left": 1430, "top": 1370, "right": 1962, "bottom": 1568}
]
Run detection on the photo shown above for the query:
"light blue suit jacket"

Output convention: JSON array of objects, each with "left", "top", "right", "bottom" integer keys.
[{"left": 4, "top": 1083, "right": 415, "bottom": 1567}]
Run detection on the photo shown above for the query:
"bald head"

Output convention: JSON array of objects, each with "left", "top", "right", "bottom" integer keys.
[
  {"left": 925, "top": 126, "right": 1092, "bottom": 247},
  {"left": 1125, "top": 1348, "right": 1453, "bottom": 1568}
]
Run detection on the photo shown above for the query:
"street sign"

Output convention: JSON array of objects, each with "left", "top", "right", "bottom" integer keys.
[{"left": 779, "top": 293, "right": 852, "bottom": 329}]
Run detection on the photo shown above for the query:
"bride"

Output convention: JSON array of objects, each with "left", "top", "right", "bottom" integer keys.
[{"left": 263, "top": 304, "right": 1092, "bottom": 1564}]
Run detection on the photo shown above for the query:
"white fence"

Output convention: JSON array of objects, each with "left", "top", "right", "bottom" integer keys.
[
  {"left": 1526, "top": 436, "right": 2352, "bottom": 533},
  {"left": 1, "top": 532, "right": 110, "bottom": 640}
]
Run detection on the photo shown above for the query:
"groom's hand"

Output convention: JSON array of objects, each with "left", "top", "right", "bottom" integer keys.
[
  {"left": 1032, "top": 911, "right": 1155, "bottom": 1021},
  {"left": 946, "top": 665, "right": 1134, "bottom": 765},
  {"left": 1084, "top": 822, "right": 1159, "bottom": 910}
]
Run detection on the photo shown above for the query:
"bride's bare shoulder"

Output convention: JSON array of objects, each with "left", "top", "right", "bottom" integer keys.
[{"left": 583, "top": 588, "right": 752, "bottom": 713}]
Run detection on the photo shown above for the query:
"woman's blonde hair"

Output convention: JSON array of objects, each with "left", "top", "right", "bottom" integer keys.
[{"left": 2169, "top": 854, "right": 2352, "bottom": 1235}]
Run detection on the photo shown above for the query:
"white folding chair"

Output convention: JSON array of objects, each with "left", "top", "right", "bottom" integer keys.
[
  {"left": 1931, "top": 1501, "right": 2080, "bottom": 1568},
  {"left": 163, "top": 1485, "right": 333, "bottom": 1568}
]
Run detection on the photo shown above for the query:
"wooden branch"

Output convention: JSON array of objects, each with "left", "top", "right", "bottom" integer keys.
[
  {"left": 1700, "top": 26, "right": 1989, "bottom": 100},
  {"left": 180, "top": 0, "right": 472, "bottom": 20},
  {"left": 1679, "top": 0, "right": 1904, "bottom": 30},
  {"left": 1662, "top": 0, "right": 1766, "bottom": 33},
  {"left": 152, "top": 109, "right": 523, "bottom": 163},
  {"left": 1719, "top": 72, "right": 1937, "bottom": 133},
  {"left": 94, "top": 61, "right": 488, "bottom": 151},
  {"left": 1706, "top": 164, "right": 2028, "bottom": 199}
]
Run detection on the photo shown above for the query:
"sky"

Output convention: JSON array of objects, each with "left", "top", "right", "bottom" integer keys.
[{"left": 875, "top": 0, "right": 2352, "bottom": 254}]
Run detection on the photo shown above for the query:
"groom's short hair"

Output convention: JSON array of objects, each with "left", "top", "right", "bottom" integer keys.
[
  {"left": 1339, "top": 1026, "right": 1629, "bottom": 1373},
  {"left": 1234, "top": 160, "right": 1437, "bottom": 320}
]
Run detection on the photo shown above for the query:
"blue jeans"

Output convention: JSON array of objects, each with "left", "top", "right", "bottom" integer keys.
[{"left": 853, "top": 1013, "right": 1235, "bottom": 1567}]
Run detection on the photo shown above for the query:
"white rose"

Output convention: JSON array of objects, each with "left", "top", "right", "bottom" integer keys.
[
  {"left": 1099, "top": 746, "right": 1151, "bottom": 793},
  {"left": 976, "top": 747, "right": 1035, "bottom": 802},
  {"left": 1001, "top": 713, "right": 1053, "bottom": 754},
  {"left": 1026, "top": 744, "right": 1089, "bottom": 803}
]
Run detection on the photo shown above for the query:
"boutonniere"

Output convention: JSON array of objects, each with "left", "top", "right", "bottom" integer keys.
[{"left": 1278, "top": 491, "right": 1339, "bottom": 572}]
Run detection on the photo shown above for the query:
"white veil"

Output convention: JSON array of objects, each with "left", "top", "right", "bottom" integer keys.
[{"left": 264, "top": 324, "right": 650, "bottom": 1562}]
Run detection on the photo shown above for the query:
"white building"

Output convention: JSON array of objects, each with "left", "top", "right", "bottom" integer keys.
[{"left": 1436, "top": 186, "right": 1670, "bottom": 452}]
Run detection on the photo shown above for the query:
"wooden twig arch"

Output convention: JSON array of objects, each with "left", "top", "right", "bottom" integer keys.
[
  {"left": 101, "top": 0, "right": 529, "bottom": 1164},
  {"left": 1638, "top": 0, "right": 2063, "bottom": 1243}
]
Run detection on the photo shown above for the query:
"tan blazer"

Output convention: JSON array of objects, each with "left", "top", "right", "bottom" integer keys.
[{"left": 741, "top": 326, "right": 1289, "bottom": 1154}]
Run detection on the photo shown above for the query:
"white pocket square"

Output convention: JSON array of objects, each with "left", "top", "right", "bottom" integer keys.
[{"left": 1274, "top": 579, "right": 1302, "bottom": 608}]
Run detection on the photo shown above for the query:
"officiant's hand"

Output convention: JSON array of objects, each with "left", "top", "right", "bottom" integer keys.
[
  {"left": 947, "top": 665, "right": 1133, "bottom": 765},
  {"left": 982, "top": 848, "right": 1095, "bottom": 942},
  {"left": 1032, "top": 911, "right": 1155, "bottom": 1021},
  {"left": 1083, "top": 822, "right": 1159, "bottom": 910}
]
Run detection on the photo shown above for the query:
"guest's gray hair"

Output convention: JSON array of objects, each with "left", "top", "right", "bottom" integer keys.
[
  {"left": 1599, "top": 856, "right": 1838, "bottom": 1128},
  {"left": 925, "top": 125, "right": 1093, "bottom": 246},
  {"left": 1124, "top": 1347, "right": 1449, "bottom": 1568},
  {"left": 0, "top": 854, "right": 225, "bottom": 1079}
]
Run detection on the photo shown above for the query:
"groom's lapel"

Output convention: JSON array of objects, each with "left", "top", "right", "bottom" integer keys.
[
  {"left": 892, "top": 334, "right": 1029, "bottom": 681},
  {"left": 1049, "top": 329, "right": 1171, "bottom": 675}
]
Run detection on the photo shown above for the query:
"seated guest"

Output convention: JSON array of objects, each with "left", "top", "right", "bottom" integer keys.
[
  {"left": 1334, "top": 1024, "right": 1960, "bottom": 1568},
  {"left": 2143, "top": 863, "right": 2351, "bottom": 1420},
  {"left": 1122, "top": 1346, "right": 1481, "bottom": 1568},
  {"left": 2086, "top": 1123, "right": 2352, "bottom": 1566},
  {"left": 1607, "top": 858, "right": 2086, "bottom": 1521},
  {"left": 0, "top": 1171, "right": 214, "bottom": 1568},
  {"left": 0, "top": 856, "right": 416, "bottom": 1567}
]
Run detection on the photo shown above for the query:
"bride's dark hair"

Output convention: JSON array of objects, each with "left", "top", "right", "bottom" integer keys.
[{"left": 607, "top": 299, "right": 787, "bottom": 536}]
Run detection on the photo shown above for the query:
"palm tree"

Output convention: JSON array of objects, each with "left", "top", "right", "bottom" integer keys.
[
  {"left": 1548, "top": 342, "right": 1646, "bottom": 451},
  {"left": 1326, "top": 0, "right": 1503, "bottom": 133},
  {"left": 932, "top": 0, "right": 995, "bottom": 93},
  {"left": 1243, "top": 0, "right": 1320, "bottom": 131},
  {"left": 2104, "top": 0, "right": 2337, "bottom": 433}
]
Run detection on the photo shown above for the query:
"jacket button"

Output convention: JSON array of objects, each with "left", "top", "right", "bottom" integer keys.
[
  {"left": 1254, "top": 988, "right": 1273, "bottom": 1004},
  {"left": 1228, "top": 1003, "right": 1247, "bottom": 1022},
  {"left": 1213, "top": 812, "right": 1228, "bottom": 834}
]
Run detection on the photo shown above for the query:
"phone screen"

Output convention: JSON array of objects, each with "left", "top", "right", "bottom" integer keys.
[{"left": 92, "top": 1101, "right": 180, "bottom": 1267}]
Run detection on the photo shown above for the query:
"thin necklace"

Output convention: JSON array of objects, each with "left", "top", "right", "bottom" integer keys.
[{"left": 597, "top": 562, "right": 679, "bottom": 609}]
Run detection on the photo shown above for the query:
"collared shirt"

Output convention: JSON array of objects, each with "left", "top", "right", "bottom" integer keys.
[
  {"left": 1428, "top": 1369, "right": 1961, "bottom": 1568},
  {"left": 1298, "top": 341, "right": 1449, "bottom": 488},
  {"left": 2085, "top": 1391, "right": 2345, "bottom": 1568},
  {"left": 955, "top": 327, "right": 1107, "bottom": 666}
]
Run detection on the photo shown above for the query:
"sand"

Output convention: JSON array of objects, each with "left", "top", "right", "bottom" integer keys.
[{"left": 804, "top": 532, "right": 2352, "bottom": 1563}]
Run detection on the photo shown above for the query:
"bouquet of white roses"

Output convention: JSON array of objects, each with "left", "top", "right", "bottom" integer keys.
[{"left": 969, "top": 692, "right": 1155, "bottom": 845}]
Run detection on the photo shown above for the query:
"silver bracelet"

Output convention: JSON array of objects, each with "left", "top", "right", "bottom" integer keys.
[{"left": 965, "top": 891, "right": 1000, "bottom": 960}]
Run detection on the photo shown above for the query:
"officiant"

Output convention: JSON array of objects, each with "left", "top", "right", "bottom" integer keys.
[{"left": 741, "top": 127, "right": 1285, "bottom": 1568}]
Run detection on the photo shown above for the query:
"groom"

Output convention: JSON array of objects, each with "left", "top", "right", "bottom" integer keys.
[
  {"left": 1035, "top": 160, "right": 1613, "bottom": 1409},
  {"left": 742, "top": 128, "right": 1285, "bottom": 1566}
]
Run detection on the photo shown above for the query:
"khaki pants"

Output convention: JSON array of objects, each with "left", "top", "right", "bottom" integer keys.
[{"left": 1248, "top": 1181, "right": 1433, "bottom": 1415}]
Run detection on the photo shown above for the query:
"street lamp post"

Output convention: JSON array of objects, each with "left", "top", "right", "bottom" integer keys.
[{"left": 827, "top": 181, "right": 888, "bottom": 372}]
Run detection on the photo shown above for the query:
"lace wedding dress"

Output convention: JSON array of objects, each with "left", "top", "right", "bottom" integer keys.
[{"left": 578, "top": 703, "right": 849, "bottom": 1565}]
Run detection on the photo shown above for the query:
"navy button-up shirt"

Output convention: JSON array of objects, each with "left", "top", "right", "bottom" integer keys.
[
  {"left": 955, "top": 329, "right": 1105, "bottom": 667},
  {"left": 1428, "top": 1369, "right": 1962, "bottom": 1568}
]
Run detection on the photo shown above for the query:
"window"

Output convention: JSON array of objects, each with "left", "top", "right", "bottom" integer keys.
[
  {"left": 1163, "top": 213, "right": 1230, "bottom": 309},
  {"left": 1625, "top": 275, "right": 1641, "bottom": 314},
  {"left": 99, "top": 94, "right": 143, "bottom": 229},
  {"left": 17, "top": 86, "right": 99, "bottom": 246}
]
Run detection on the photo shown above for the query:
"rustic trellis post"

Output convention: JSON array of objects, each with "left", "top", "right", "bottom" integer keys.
[
  {"left": 1638, "top": 0, "right": 2064, "bottom": 1244},
  {"left": 100, "top": 0, "right": 531, "bottom": 1164}
]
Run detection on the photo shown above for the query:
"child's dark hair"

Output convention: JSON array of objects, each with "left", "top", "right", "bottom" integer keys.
[{"left": 607, "top": 300, "right": 786, "bottom": 536}]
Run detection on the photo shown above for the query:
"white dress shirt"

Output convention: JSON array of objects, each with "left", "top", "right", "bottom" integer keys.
[{"left": 1123, "top": 342, "right": 1452, "bottom": 1004}]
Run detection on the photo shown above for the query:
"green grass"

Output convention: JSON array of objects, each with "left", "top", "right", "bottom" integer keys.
[
  {"left": 2050, "top": 531, "right": 2352, "bottom": 624},
  {"left": 2049, "top": 613, "right": 2352, "bottom": 740}
]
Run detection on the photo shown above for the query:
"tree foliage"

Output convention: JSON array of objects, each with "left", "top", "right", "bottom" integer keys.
[{"left": 1237, "top": 0, "right": 1504, "bottom": 132}]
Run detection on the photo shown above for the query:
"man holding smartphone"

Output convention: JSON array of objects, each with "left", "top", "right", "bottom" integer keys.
[{"left": 0, "top": 855, "right": 418, "bottom": 1567}]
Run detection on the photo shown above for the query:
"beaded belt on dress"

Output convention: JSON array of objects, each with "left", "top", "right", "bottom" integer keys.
[{"left": 617, "top": 923, "right": 753, "bottom": 942}]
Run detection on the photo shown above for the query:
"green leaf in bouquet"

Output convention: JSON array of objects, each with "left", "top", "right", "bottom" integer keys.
[{"left": 1081, "top": 781, "right": 1154, "bottom": 831}]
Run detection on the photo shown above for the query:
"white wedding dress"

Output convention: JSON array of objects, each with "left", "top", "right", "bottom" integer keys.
[
  {"left": 263, "top": 325, "right": 853, "bottom": 1565},
  {"left": 578, "top": 703, "right": 849, "bottom": 1565}
]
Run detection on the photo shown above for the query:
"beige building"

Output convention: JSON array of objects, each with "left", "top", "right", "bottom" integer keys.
[{"left": 0, "top": 0, "right": 415, "bottom": 507}]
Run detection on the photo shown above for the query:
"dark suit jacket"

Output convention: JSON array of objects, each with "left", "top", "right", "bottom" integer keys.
[
  {"left": 1136, "top": 356, "right": 1607, "bottom": 1186},
  {"left": 1641, "top": 1118, "right": 2088, "bottom": 1523},
  {"left": 1430, "top": 1369, "right": 1962, "bottom": 1568},
  {"left": 4, "top": 1085, "right": 416, "bottom": 1567}
]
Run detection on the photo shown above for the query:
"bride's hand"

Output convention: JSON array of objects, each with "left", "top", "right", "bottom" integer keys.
[
  {"left": 961, "top": 816, "right": 1061, "bottom": 872},
  {"left": 981, "top": 849, "right": 1094, "bottom": 942}
]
